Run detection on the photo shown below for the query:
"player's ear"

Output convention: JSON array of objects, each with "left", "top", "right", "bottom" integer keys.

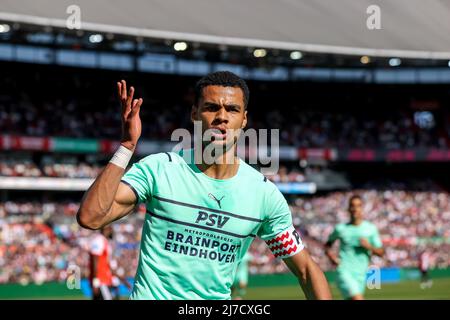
[
  {"left": 241, "top": 110, "right": 248, "bottom": 129},
  {"left": 191, "top": 105, "right": 198, "bottom": 123}
]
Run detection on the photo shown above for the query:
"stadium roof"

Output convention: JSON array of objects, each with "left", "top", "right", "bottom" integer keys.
[{"left": 1, "top": 0, "right": 450, "bottom": 59}]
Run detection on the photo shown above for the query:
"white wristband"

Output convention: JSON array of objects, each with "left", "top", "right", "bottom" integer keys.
[{"left": 109, "top": 145, "right": 133, "bottom": 169}]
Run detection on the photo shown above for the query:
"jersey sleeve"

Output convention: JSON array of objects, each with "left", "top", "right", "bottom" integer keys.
[
  {"left": 327, "top": 225, "right": 341, "bottom": 244},
  {"left": 369, "top": 225, "right": 383, "bottom": 248},
  {"left": 257, "top": 184, "right": 305, "bottom": 259},
  {"left": 121, "top": 155, "right": 156, "bottom": 203}
]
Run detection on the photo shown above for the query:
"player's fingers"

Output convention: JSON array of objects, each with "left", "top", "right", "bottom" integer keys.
[
  {"left": 117, "top": 82, "right": 122, "bottom": 99},
  {"left": 131, "top": 98, "right": 143, "bottom": 116},
  {"left": 127, "top": 86, "right": 135, "bottom": 106},
  {"left": 137, "top": 98, "right": 143, "bottom": 110},
  {"left": 129, "top": 99, "right": 138, "bottom": 117},
  {"left": 121, "top": 80, "right": 127, "bottom": 100},
  {"left": 118, "top": 82, "right": 130, "bottom": 117},
  {"left": 137, "top": 98, "right": 143, "bottom": 109}
]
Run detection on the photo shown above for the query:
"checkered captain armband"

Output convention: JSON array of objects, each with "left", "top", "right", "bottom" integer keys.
[{"left": 265, "top": 226, "right": 305, "bottom": 259}]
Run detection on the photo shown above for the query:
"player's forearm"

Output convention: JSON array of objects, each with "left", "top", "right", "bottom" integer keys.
[
  {"left": 370, "top": 247, "right": 385, "bottom": 257},
  {"left": 77, "top": 81, "right": 142, "bottom": 229},
  {"left": 298, "top": 259, "right": 333, "bottom": 300},
  {"left": 325, "top": 249, "right": 339, "bottom": 265},
  {"left": 77, "top": 163, "right": 125, "bottom": 229}
]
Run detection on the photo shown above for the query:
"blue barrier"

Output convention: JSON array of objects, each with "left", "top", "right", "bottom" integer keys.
[
  {"left": 80, "top": 278, "right": 134, "bottom": 298},
  {"left": 366, "top": 267, "right": 400, "bottom": 284}
]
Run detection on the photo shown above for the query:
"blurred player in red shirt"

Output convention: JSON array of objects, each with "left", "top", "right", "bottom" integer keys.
[{"left": 89, "top": 225, "right": 114, "bottom": 300}]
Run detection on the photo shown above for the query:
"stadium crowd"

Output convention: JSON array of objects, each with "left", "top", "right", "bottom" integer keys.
[
  {"left": 1, "top": 99, "right": 448, "bottom": 149},
  {"left": 0, "top": 202, "right": 145, "bottom": 284},
  {"left": 0, "top": 157, "right": 102, "bottom": 178},
  {"left": 1, "top": 188, "right": 449, "bottom": 284},
  {"left": 1, "top": 67, "right": 449, "bottom": 149},
  {"left": 0, "top": 158, "right": 308, "bottom": 183}
]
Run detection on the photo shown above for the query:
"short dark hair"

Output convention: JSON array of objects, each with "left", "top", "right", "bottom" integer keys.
[
  {"left": 349, "top": 194, "right": 362, "bottom": 205},
  {"left": 194, "top": 71, "right": 250, "bottom": 109}
]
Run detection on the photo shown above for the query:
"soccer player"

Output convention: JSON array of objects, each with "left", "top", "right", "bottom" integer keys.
[
  {"left": 325, "top": 195, "right": 384, "bottom": 300},
  {"left": 89, "top": 226, "right": 114, "bottom": 300},
  {"left": 419, "top": 249, "right": 433, "bottom": 289},
  {"left": 77, "top": 71, "right": 332, "bottom": 300}
]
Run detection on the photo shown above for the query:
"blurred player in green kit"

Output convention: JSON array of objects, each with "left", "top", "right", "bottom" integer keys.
[
  {"left": 232, "top": 252, "right": 252, "bottom": 299},
  {"left": 325, "top": 195, "right": 385, "bottom": 300}
]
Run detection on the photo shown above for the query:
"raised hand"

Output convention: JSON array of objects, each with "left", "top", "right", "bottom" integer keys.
[{"left": 117, "top": 80, "right": 143, "bottom": 151}]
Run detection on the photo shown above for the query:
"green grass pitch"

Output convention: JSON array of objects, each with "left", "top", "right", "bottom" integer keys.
[
  {"left": 240, "top": 278, "right": 450, "bottom": 300},
  {"left": 12, "top": 278, "right": 450, "bottom": 300}
]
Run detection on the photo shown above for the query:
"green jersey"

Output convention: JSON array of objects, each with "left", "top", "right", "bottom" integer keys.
[
  {"left": 121, "top": 149, "right": 304, "bottom": 300},
  {"left": 328, "top": 221, "right": 382, "bottom": 276}
]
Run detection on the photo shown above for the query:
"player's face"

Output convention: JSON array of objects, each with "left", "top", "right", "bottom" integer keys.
[
  {"left": 349, "top": 198, "right": 363, "bottom": 220},
  {"left": 191, "top": 85, "right": 247, "bottom": 149},
  {"left": 102, "top": 226, "right": 113, "bottom": 239}
]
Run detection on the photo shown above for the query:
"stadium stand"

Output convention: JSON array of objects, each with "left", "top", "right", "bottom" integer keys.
[
  {"left": 1, "top": 185, "right": 450, "bottom": 284},
  {"left": 1, "top": 63, "right": 449, "bottom": 148}
]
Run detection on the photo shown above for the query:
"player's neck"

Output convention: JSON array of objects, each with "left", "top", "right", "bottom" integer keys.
[
  {"left": 351, "top": 218, "right": 363, "bottom": 226},
  {"left": 196, "top": 147, "right": 240, "bottom": 180}
]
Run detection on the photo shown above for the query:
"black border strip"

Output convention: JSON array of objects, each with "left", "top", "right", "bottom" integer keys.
[
  {"left": 120, "top": 180, "right": 140, "bottom": 204},
  {"left": 147, "top": 210, "right": 256, "bottom": 239},
  {"left": 153, "top": 195, "right": 262, "bottom": 222}
]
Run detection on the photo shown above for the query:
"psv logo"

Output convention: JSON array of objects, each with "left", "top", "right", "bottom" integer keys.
[{"left": 195, "top": 211, "right": 230, "bottom": 228}]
